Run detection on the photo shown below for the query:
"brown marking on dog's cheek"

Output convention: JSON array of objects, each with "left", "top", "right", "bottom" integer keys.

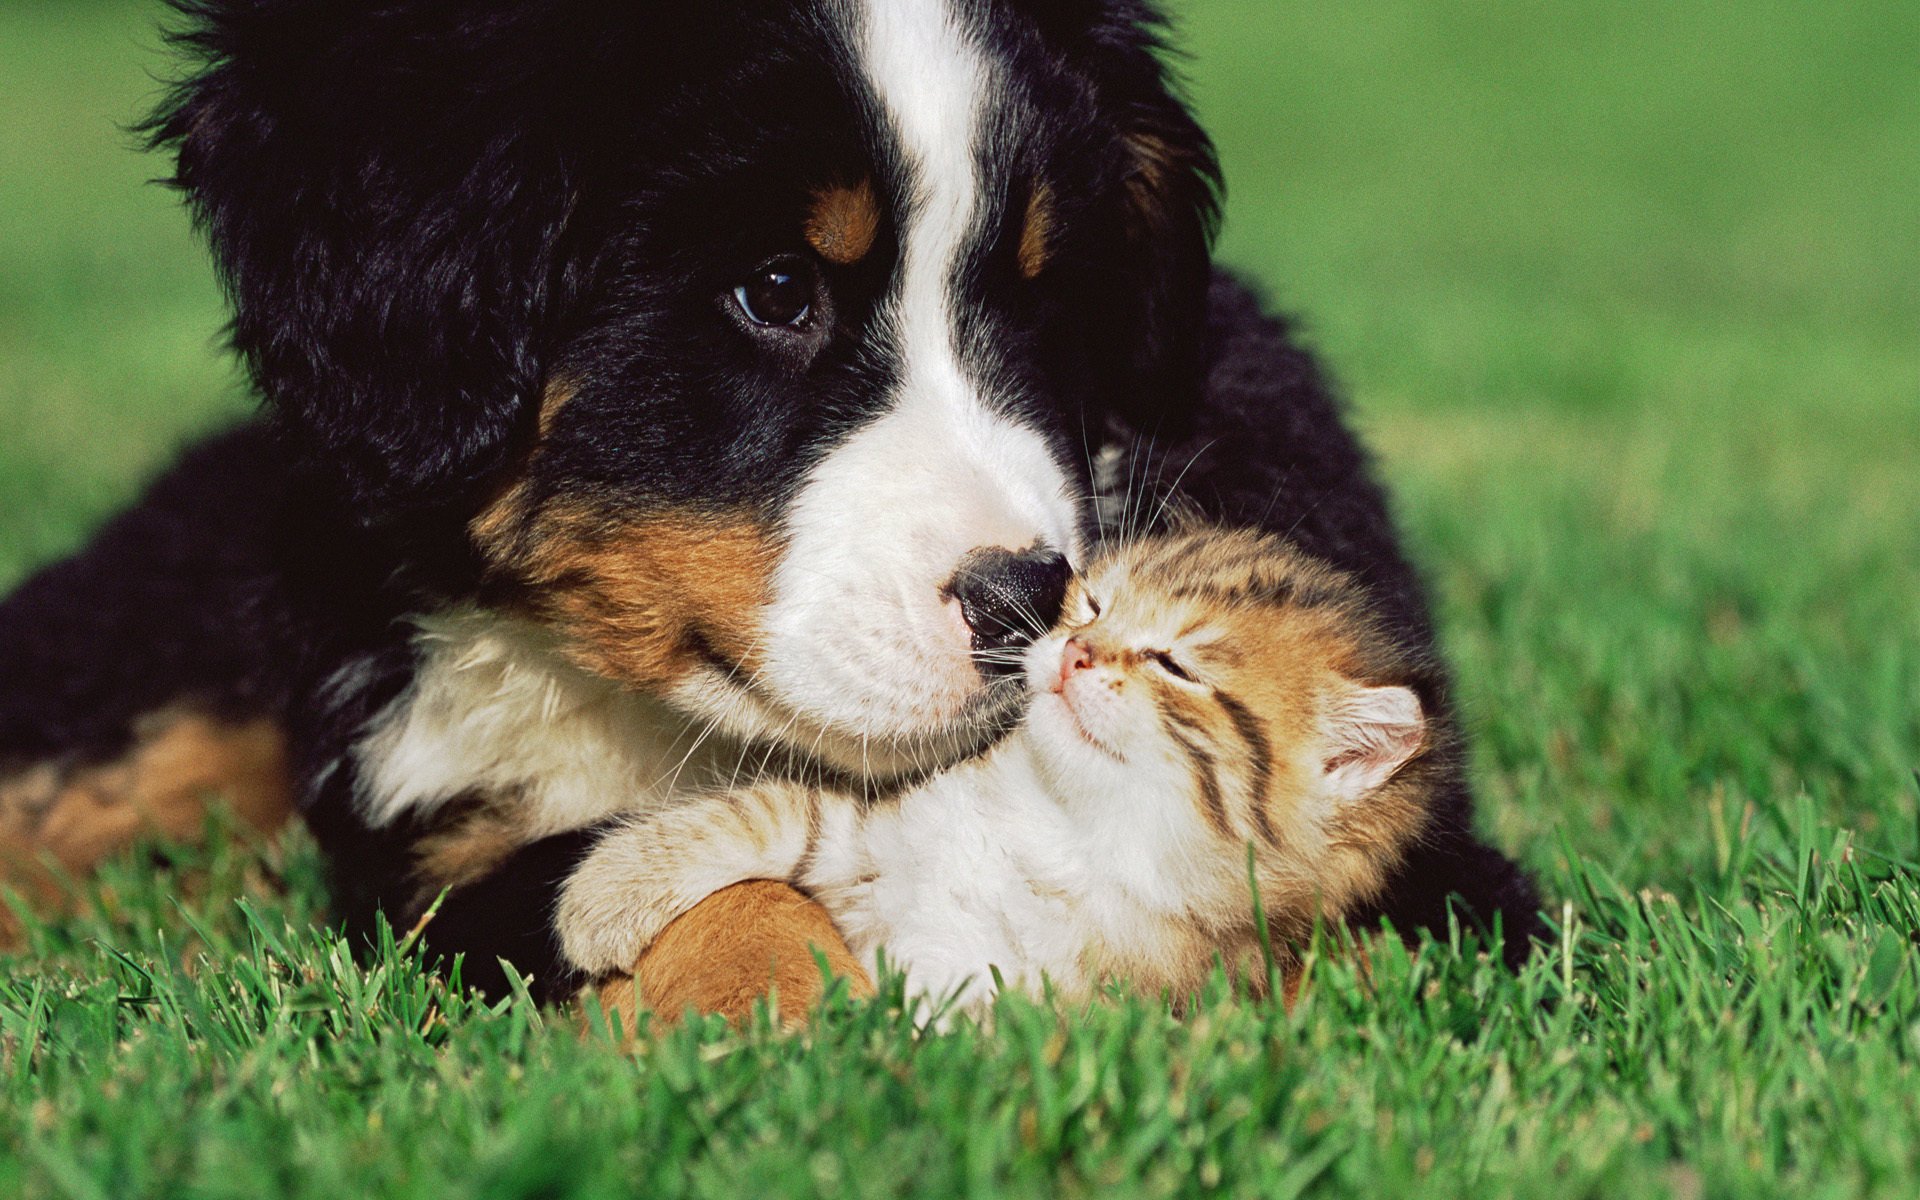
[
  {"left": 468, "top": 381, "right": 576, "bottom": 561},
  {"left": 469, "top": 478, "right": 533, "bottom": 561},
  {"left": 1018, "top": 181, "right": 1054, "bottom": 278},
  {"left": 510, "top": 507, "right": 778, "bottom": 690},
  {"left": 628, "top": 879, "right": 872, "bottom": 1028},
  {"left": 0, "top": 711, "right": 293, "bottom": 942},
  {"left": 805, "top": 178, "right": 880, "bottom": 265}
]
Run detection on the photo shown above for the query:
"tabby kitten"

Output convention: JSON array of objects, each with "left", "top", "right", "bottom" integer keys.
[{"left": 557, "top": 528, "right": 1439, "bottom": 1014}]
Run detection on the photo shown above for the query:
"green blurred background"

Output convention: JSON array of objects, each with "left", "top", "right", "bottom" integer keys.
[{"left": 2, "top": 0, "right": 1916, "bottom": 885}]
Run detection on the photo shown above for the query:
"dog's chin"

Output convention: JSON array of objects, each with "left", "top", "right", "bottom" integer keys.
[
  {"left": 817, "top": 684, "right": 1023, "bottom": 780},
  {"left": 669, "top": 664, "right": 1023, "bottom": 783}
]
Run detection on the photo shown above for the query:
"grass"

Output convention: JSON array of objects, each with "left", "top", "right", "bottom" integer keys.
[{"left": 1, "top": 0, "right": 1916, "bottom": 1196}]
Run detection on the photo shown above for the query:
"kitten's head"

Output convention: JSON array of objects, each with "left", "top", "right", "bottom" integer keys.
[{"left": 1019, "top": 527, "right": 1439, "bottom": 919}]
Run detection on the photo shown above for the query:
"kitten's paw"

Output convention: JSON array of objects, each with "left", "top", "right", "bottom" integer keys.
[
  {"left": 632, "top": 880, "right": 872, "bottom": 1027},
  {"left": 555, "top": 831, "right": 695, "bottom": 974}
]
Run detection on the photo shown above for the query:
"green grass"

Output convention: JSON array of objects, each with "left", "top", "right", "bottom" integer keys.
[{"left": 2, "top": 1, "right": 1917, "bottom": 1196}]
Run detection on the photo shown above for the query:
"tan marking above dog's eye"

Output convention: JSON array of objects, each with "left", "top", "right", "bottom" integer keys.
[
  {"left": 805, "top": 178, "right": 880, "bottom": 265},
  {"left": 1019, "top": 180, "right": 1054, "bottom": 279}
]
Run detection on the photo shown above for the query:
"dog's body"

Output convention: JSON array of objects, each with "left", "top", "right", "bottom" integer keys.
[{"left": 0, "top": 0, "right": 1539, "bottom": 1007}]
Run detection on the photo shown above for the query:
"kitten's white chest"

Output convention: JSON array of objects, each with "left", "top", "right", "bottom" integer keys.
[
  {"left": 824, "top": 734, "right": 1222, "bottom": 1013},
  {"left": 828, "top": 755, "right": 1095, "bottom": 1008}
]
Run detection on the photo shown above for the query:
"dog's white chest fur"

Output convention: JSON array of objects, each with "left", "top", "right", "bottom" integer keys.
[{"left": 352, "top": 607, "right": 749, "bottom": 836}]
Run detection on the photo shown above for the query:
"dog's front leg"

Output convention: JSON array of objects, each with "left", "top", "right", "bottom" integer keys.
[{"left": 595, "top": 880, "right": 871, "bottom": 1031}]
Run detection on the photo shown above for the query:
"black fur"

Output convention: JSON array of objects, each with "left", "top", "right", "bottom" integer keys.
[{"left": 1, "top": 0, "right": 1541, "bottom": 1000}]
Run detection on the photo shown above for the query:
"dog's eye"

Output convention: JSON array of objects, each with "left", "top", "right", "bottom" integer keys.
[
  {"left": 1148, "top": 650, "right": 1195, "bottom": 682},
  {"left": 733, "top": 256, "right": 818, "bottom": 327}
]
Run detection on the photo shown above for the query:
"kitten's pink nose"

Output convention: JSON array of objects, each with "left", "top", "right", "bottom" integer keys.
[{"left": 1056, "top": 638, "right": 1095, "bottom": 692}]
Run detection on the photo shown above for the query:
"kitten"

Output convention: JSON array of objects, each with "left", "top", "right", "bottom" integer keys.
[{"left": 557, "top": 527, "right": 1440, "bottom": 1015}]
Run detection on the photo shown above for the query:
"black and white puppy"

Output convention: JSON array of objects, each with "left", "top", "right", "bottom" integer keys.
[{"left": 0, "top": 0, "right": 1541, "bottom": 1000}]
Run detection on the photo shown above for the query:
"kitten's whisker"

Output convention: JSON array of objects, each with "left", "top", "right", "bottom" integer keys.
[
  {"left": 1117, "top": 433, "right": 1167, "bottom": 554},
  {"left": 1116, "top": 436, "right": 1145, "bottom": 551},
  {"left": 1077, "top": 415, "right": 1117, "bottom": 552},
  {"left": 652, "top": 710, "right": 729, "bottom": 797},
  {"left": 1255, "top": 463, "right": 1300, "bottom": 531},
  {"left": 1146, "top": 438, "right": 1217, "bottom": 537},
  {"left": 732, "top": 700, "right": 807, "bottom": 793}
]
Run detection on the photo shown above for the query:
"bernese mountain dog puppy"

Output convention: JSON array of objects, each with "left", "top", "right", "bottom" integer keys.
[{"left": 0, "top": 0, "right": 1541, "bottom": 1012}]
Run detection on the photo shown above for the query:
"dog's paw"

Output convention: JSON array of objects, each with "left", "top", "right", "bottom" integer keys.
[{"left": 627, "top": 879, "right": 871, "bottom": 1028}]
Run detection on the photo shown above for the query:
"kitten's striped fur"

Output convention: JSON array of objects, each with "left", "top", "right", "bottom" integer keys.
[{"left": 558, "top": 528, "right": 1439, "bottom": 1014}]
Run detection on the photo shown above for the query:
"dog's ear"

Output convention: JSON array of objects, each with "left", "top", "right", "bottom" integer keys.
[
  {"left": 145, "top": 2, "right": 609, "bottom": 522},
  {"left": 1029, "top": 1, "right": 1223, "bottom": 428}
]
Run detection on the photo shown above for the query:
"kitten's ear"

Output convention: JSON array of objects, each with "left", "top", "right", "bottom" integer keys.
[{"left": 1322, "top": 685, "right": 1427, "bottom": 805}]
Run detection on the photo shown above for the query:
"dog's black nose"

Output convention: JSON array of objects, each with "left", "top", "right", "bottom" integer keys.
[{"left": 948, "top": 545, "right": 1073, "bottom": 673}]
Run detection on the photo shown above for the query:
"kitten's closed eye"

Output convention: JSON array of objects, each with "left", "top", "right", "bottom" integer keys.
[{"left": 1146, "top": 650, "right": 1195, "bottom": 682}]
